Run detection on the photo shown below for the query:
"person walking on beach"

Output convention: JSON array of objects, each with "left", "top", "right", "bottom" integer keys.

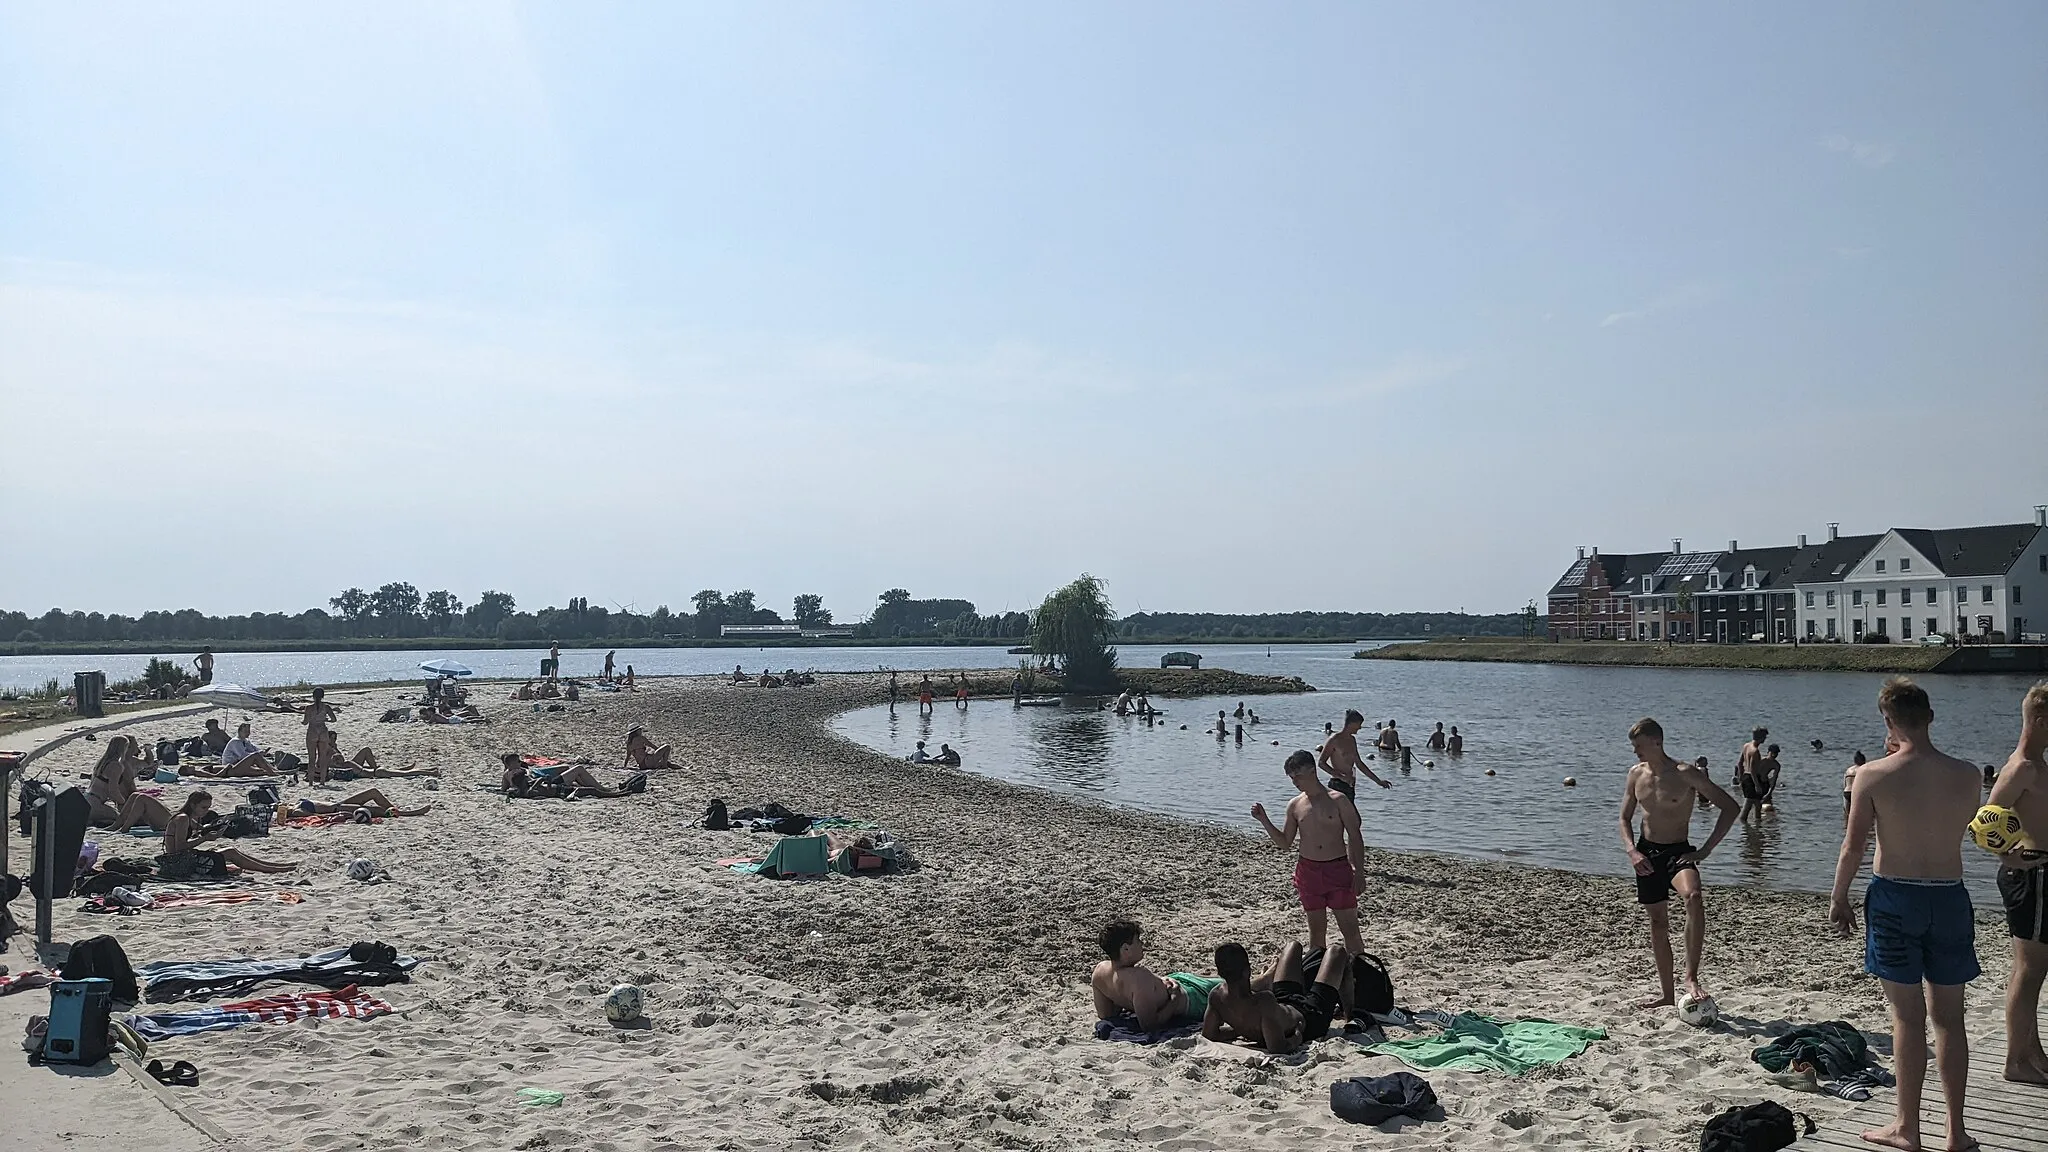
[
  {"left": 1253, "top": 750, "right": 1368, "bottom": 959},
  {"left": 1618, "top": 718, "right": 1739, "bottom": 1009},
  {"left": 1985, "top": 682, "right": 2048, "bottom": 1085},
  {"left": 192, "top": 646, "right": 215, "bottom": 685},
  {"left": 1735, "top": 726, "right": 1769, "bottom": 822},
  {"left": 298, "top": 686, "right": 336, "bottom": 763},
  {"left": 548, "top": 640, "right": 561, "bottom": 682},
  {"left": 1830, "top": 678, "right": 1983, "bottom": 1151},
  {"left": 603, "top": 650, "right": 616, "bottom": 683}
]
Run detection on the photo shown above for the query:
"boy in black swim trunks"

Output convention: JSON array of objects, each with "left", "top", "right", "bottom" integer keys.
[
  {"left": 1985, "top": 682, "right": 2048, "bottom": 1085},
  {"left": 1203, "top": 940, "right": 1352, "bottom": 1054},
  {"left": 1618, "top": 718, "right": 1739, "bottom": 1009}
]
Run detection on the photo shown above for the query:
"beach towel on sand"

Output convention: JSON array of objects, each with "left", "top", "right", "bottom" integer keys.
[
  {"left": 1749, "top": 1021, "right": 1868, "bottom": 1079},
  {"left": 1363, "top": 1014, "right": 1604, "bottom": 1075},
  {"left": 126, "top": 984, "right": 393, "bottom": 1039},
  {"left": 756, "top": 835, "right": 831, "bottom": 878}
]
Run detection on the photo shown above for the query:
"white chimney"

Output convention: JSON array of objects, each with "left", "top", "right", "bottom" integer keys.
[
  {"left": 2036, "top": 505, "right": 2046, "bottom": 527},
  {"left": 1799, "top": 533, "right": 1808, "bottom": 548},
  {"left": 1827, "top": 522, "right": 1839, "bottom": 542},
  {"left": 1728, "top": 539, "right": 1738, "bottom": 553},
  {"left": 1672, "top": 538, "right": 1683, "bottom": 555},
  {"left": 1577, "top": 547, "right": 1586, "bottom": 560}
]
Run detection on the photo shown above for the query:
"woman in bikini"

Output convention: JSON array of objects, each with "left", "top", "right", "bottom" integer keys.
[
  {"left": 88, "top": 736, "right": 173, "bottom": 831},
  {"left": 317, "top": 732, "right": 438, "bottom": 780},
  {"left": 292, "top": 788, "right": 432, "bottom": 818},
  {"left": 159, "top": 792, "right": 297, "bottom": 879},
  {"left": 623, "top": 726, "right": 675, "bottom": 770}
]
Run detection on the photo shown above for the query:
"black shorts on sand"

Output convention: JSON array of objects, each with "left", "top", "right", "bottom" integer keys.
[
  {"left": 1635, "top": 838, "right": 1697, "bottom": 905},
  {"left": 1271, "top": 979, "right": 1340, "bottom": 1043},
  {"left": 1999, "top": 862, "right": 2048, "bottom": 944}
]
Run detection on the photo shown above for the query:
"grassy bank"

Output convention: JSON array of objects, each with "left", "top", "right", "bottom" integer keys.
[{"left": 1357, "top": 638, "right": 1956, "bottom": 673}]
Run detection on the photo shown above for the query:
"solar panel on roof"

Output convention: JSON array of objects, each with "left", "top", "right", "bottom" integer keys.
[{"left": 1654, "top": 552, "right": 1722, "bottom": 579}]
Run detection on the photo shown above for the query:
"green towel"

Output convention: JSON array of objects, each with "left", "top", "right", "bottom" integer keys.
[
  {"left": 1365, "top": 1014, "right": 1606, "bottom": 1076},
  {"left": 1167, "top": 973, "right": 1223, "bottom": 1021}
]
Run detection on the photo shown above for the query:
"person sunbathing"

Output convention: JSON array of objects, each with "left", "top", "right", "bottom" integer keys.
[
  {"left": 292, "top": 789, "right": 432, "bottom": 818},
  {"left": 314, "top": 732, "right": 438, "bottom": 781},
  {"left": 189, "top": 723, "right": 285, "bottom": 778},
  {"left": 88, "top": 736, "right": 173, "bottom": 831},
  {"left": 500, "top": 752, "right": 644, "bottom": 799},
  {"left": 624, "top": 725, "right": 676, "bottom": 770},
  {"left": 1203, "top": 940, "right": 1354, "bottom": 1054},
  {"left": 159, "top": 792, "right": 297, "bottom": 879}
]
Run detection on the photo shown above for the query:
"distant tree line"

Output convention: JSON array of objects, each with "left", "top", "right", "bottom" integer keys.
[
  {"left": 1117, "top": 610, "right": 1525, "bottom": 639},
  {"left": 1, "top": 586, "right": 1033, "bottom": 646},
  {"left": 3, "top": 590, "right": 1519, "bottom": 649}
]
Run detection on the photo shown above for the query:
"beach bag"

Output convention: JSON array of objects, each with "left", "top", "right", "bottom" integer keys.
[
  {"left": 1352, "top": 952, "right": 1395, "bottom": 1017},
  {"left": 58, "top": 934, "right": 138, "bottom": 1003},
  {"left": 701, "top": 799, "right": 729, "bottom": 831},
  {"left": 1699, "top": 1102, "right": 1814, "bottom": 1152},
  {"left": 224, "top": 804, "right": 272, "bottom": 839},
  {"left": 1331, "top": 1072, "right": 1438, "bottom": 1125},
  {"left": 247, "top": 784, "right": 281, "bottom": 810}
]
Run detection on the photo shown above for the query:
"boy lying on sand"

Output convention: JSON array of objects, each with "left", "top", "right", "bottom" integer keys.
[{"left": 1090, "top": 920, "right": 1215, "bottom": 1032}]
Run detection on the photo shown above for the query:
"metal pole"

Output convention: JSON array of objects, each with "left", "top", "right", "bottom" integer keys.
[{"left": 35, "top": 785, "right": 54, "bottom": 945}]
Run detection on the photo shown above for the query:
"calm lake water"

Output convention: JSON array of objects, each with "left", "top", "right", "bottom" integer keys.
[{"left": 833, "top": 647, "right": 2038, "bottom": 899}]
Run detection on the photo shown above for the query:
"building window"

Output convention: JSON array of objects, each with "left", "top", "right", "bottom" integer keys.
[
  {"left": 1707, "top": 572, "right": 1720, "bottom": 591},
  {"left": 1926, "top": 617, "right": 1938, "bottom": 637},
  {"left": 1876, "top": 560, "right": 1887, "bottom": 573},
  {"left": 1853, "top": 619, "right": 1865, "bottom": 639},
  {"left": 1876, "top": 589, "right": 1887, "bottom": 606},
  {"left": 1927, "top": 587, "right": 1937, "bottom": 603},
  {"left": 2016, "top": 585, "right": 2024, "bottom": 605},
  {"left": 1827, "top": 618, "right": 1838, "bottom": 639},
  {"left": 1901, "top": 558, "right": 1911, "bottom": 572},
  {"left": 1852, "top": 590, "right": 1863, "bottom": 606},
  {"left": 1806, "top": 619, "right": 1817, "bottom": 638},
  {"left": 1984, "top": 585, "right": 1996, "bottom": 601},
  {"left": 1958, "top": 586, "right": 1969, "bottom": 603},
  {"left": 1875, "top": 617, "right": 1887, "bottom": 637},
  {"left": 1805, "top": 591, "right": 1814, "bottom": 608},
  {"left": 1652, "top": 622, "right": 1662, "bottom": 640},
  {"left": 1826, "top": 590, "right": 1836, "bottom": 607},
  {"left": 2040, "top": 555, "right": 2046, "bottom": 573},
  {"left": 1901, "top": 617, "right": 1912, "bottom": 639},
  {"left": 1744, "top": 569, "right": 1757, "bottom": 590},
  {"left": 1901, "top": 587, "right": 1912, "bottom": 605}
]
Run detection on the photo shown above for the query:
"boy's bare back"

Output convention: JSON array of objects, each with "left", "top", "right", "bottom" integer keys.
[{"left": 1856, "top": 746, "right": 1981, "bottom": 880}]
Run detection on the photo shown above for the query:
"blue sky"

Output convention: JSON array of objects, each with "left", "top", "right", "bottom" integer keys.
[{"left": 2, "top": 2, "right": 2043, "bottom": 621}]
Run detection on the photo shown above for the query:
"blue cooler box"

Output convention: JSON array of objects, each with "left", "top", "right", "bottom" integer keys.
[{"left": 44, "top": 978, "right": 113, "bottom": 1064}]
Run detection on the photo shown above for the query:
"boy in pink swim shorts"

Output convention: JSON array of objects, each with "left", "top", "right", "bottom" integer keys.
[{"left": 1253, "top": 749, "right": 1368, "bottom": 957}]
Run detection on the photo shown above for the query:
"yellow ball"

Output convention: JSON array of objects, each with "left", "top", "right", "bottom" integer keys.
[{"left": 1970, "top": 804, "right": 2025, "bottom": 855}]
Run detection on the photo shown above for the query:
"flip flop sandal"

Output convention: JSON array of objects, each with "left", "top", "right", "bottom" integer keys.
[{"left": 146, "top": 1059, "right": 199, "bottom": 1086}]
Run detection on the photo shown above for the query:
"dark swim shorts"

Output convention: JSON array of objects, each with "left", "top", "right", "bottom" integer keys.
[
  {"left": 1327, "top": 774, "right": 1356, "bottom": 799},
  {"left": 1634, "top": 838, "right": 1698, "bottom": 905},
  {"left": 1271, "top": 979, "right": 1341, "bottom": 1043},
  {"left": 1997, "top": 861, "right": 2048, "bottom": 945},
  {"left": 1865, "top": 876, "right": 1979, "bottom": 986}
]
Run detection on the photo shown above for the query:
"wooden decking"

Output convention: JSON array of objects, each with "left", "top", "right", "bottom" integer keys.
[{"left": 1806, "top": 1032, "right": 2048, "bottom": 1152}]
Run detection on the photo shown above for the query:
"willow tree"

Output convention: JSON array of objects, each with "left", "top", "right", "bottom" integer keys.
[{"left": 1033, "top": 574, "right": 1118, "bottom": 690}]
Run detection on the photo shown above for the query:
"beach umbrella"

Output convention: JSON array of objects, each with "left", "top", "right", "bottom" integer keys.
[
  {"left": 419, "top": 659, "right": 474, "bottom": 678},
  {"left": 187, "top": 683, "right": 276, "bottom": 710}
]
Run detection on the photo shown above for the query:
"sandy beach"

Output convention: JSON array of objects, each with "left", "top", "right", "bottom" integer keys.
[{"left": 1, "top": 674, "right": 2029, "bottom": 1151}]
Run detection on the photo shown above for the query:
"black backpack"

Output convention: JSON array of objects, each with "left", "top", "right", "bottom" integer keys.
[
  {"left": 60, "top": 934, "right": 139, "bottom": 1003},
  {"left": 1331, "top": 1072, "right": 1439, "bottom": 1125},
  {"left": 1700, "top": 1102, "right": 1815, "bottom": 1152},
  {"left": 701, "top": 799, "right": 729, "bottom": 831},
  {"left": 1352, "top": 952, "right": 1395, "bottom": 1017},
  {"left": 224, "top": 805, "right": 272, "bottom": 838}
]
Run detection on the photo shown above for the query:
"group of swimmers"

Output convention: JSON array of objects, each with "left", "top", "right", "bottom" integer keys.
[{"left": 1617, "top": 679, "right": 2048, "bottom": 1150}]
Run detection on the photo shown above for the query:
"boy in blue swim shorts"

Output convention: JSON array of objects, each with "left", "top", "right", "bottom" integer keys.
[{"left": 1831, "top": 678, "right": 1983, "bottom": 1152}]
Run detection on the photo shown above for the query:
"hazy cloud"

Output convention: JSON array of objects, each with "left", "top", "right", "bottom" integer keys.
[
  {"left": 1821, "top": 134, "right": 1896, "bottom": 168},
  {"left": 1599, "top": 282, "right": 1718, "bottom": 328}
]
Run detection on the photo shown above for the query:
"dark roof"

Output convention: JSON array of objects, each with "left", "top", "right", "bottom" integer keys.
[
  {"left": 1891, "top": 523, "right": 2044, "bottom": 578},
  {"left": 1546, "top": 551, "right": 1635, "bottom": 597},
  {"left": 1785, "top": 533, "right": 1883, "bottom": 585},
  {"left": 1705, "top": 545, "right": 1803, "bottom": 592}
]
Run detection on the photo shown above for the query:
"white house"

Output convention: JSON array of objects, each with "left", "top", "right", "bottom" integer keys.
[
  {"left": 1819, "top": 510, "right": 2047, "bottom": 643},
  {"left": 1791, "top": 529, "right": 1884, "bottom": 642}
]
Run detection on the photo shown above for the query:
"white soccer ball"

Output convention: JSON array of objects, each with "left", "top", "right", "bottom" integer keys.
[
  {"left": 603, "top": 983, "right": 645, "bottom": 1023},
  {"left": 1677, "top": 994, "right": 1718, "bottom": 1028},
  {"left": 345, "top": 858, "right": 377, "bottom": 882}
]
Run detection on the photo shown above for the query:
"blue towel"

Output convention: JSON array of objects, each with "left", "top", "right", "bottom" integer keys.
[{"left": 1094, "top": 1014, "right": 1203, "bottom": 1044}]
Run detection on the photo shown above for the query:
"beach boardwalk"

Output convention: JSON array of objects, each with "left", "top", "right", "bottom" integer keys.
[{"left": 1805, "top": 1031, "right": 2048, "bottom": 1152}]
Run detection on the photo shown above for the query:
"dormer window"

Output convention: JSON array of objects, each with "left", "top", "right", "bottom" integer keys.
[
  {"left": 1707, "top": 572, "right": 1721, "bottom": 591},
  {"left": 1743, "top": 567, "right": 1758, "bottom": 590},
  {"left": 1876, "top": 559, "right": 1887, "bottom": 573}
]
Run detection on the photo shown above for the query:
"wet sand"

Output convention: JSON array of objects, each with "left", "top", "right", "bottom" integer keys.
[{"left": 2, "top": 674, "right": 2024, "bottom": 1151}]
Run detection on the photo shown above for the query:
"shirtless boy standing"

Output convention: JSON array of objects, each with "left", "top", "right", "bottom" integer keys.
[
  {"left": 1986, "top": 682, "right": 2048, "bottom": 1085},
  {"left": 1090, "top": 920, "right": 1208, "bottom": 1033},
  {"left": 1831, "top": 678, "right": 1983, "bottom": 1152},
  {"left": 1318, "top": 710, "right": 1393, "bottom": 800},
  {"left": 1618, "top": 718, "right": 1739, "bottom": 1008},
  {"left": 1254, "top": 750, "right": 1367, "bottom": 956}
]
